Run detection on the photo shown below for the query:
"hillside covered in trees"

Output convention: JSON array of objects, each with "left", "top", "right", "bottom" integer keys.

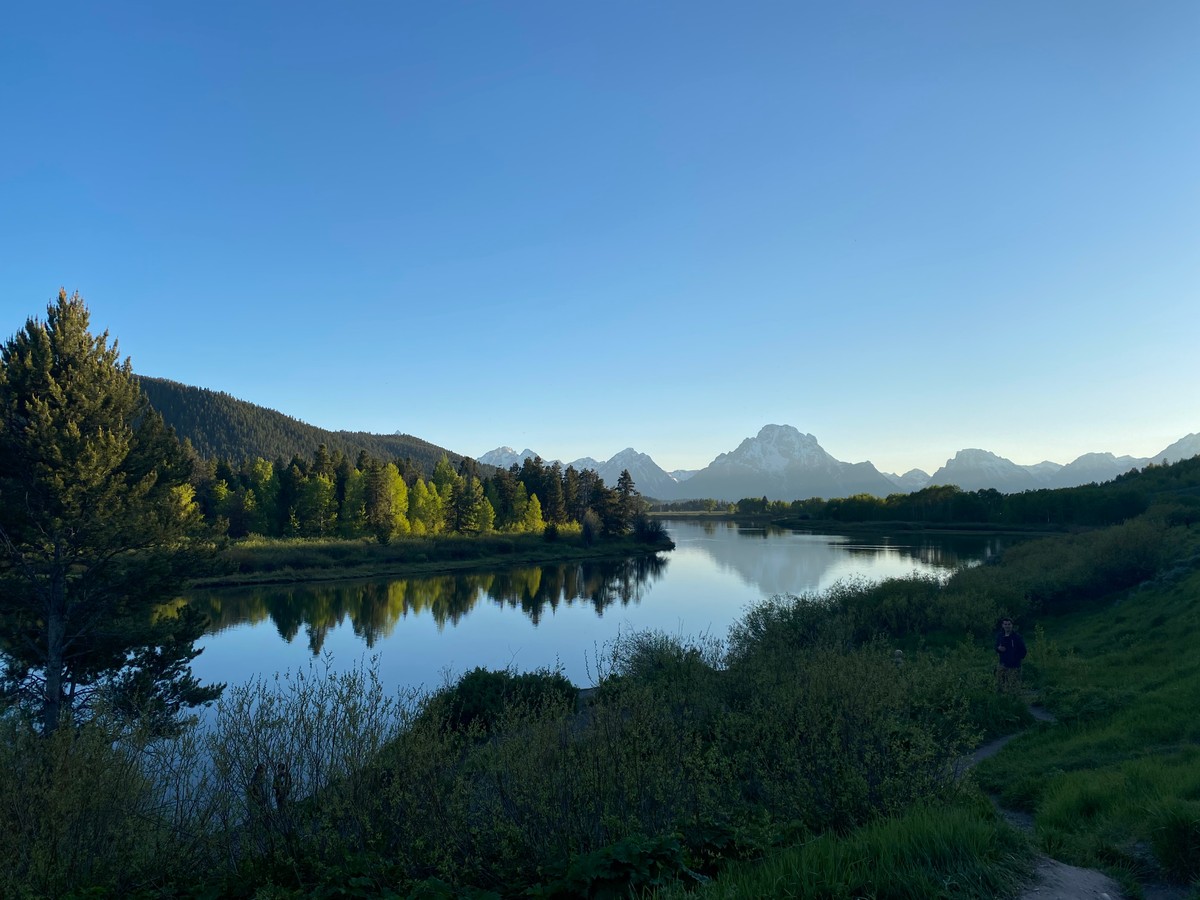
[{"left": 138, "top": 376, "right": 464, "bottom": 472}]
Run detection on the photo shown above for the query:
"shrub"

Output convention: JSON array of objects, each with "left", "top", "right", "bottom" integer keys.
[
  {"left": 528, "top": 833, "right": 694, "bottom": 899},
  {"left": 1149, "top": 799, "right": 1200, "bottom": 882},
  {"left": 632, "top": 515, "right": 671, "bottom": 544},
  {"left": 581, "top": 510, "right": 602, "bottom": 546},
  {"left": 433, "top": 666, "right": 577, "bottom": 735}
]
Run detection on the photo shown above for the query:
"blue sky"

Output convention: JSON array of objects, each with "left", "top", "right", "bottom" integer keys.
[{"left": 2, "top": 2, "right": 1197, "bottom": 475}]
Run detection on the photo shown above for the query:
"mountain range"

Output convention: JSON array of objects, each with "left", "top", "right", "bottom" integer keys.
[
  {"left": 135, "top": 376, "right": 1197, "bottom": 503},
  {"left": 481, "top": 426, "right": 1200, "bottom": 502}
]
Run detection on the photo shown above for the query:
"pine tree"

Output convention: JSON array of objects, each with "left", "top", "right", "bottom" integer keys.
[
  {"left": 616, "top": 468, "right": 639, "bottom": 532},
  {"left": 522, "top": 493, "right": 546, "bottom": 533},
  {"left": 0, "top": 292, "right": 222, "bottom": 732}
]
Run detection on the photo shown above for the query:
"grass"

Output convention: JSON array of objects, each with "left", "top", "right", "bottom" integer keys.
[
  {"left": 655, "top": 797, "right": 1032, "bottom": 900},
  {"left": 974, "top": 535, "right": 1200, "bottom": 894}
]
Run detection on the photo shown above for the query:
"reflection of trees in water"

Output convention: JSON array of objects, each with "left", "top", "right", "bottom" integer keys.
[
  {"left": 838, "top": 534, "right": 1010, "bottom": 568},
  {"left": 188, "top": 555, "right": 669, "bottom": 654}
]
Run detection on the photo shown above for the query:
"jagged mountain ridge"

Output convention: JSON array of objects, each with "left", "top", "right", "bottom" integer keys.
[
  {"left": 478, "top": 447, "right": 540, "bottom": 469},
  {"left": 679, "top": 425, "right": 898, "bottom": 502},
  {"left": 477, "top": 445, "right": 682, "bottom": 498},
  {"left": 140, "top": 377, "right": 1195, "bottom": 500},
  {"left": 483, "top": 425, "right": 1198, "bottom": 502}
]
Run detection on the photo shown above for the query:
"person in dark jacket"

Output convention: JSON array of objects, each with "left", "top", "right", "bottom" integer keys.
[{"left": 995, "top": 616, "right": 1027, "bottom": 691}]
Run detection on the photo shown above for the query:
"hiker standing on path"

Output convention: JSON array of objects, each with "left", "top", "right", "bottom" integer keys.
[{"left": 995, "top": 617, "right": 1027, "bottom": 691}]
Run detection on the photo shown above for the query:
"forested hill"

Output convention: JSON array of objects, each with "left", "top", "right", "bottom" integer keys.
[{"left": 138, "top": 376, "right": 465, "bottom": 471}]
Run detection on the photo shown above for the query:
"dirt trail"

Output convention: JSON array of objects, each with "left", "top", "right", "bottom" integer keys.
[
  {"left": 968, "top": 705, "right": 1124, "bottom": 900},
  {"left": 968, "top": 704, "right": 1192, "bottom": 900}
]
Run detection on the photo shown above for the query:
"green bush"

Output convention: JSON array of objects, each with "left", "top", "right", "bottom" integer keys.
[
  {"left": 632, "top": 515, "right": 671, "bottom": 544},
  {"left": 530, "top": 833, "right": 694, "bottom": 899},
  {"left": 432, "top": 666, "right": 577, "bottom": 735}
]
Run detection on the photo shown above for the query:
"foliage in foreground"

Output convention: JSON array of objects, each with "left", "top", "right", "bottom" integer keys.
[
  {"left": 1, "top": 510, "right": 1195, "bottom": 898},
  {"left": 0, "top": 291, "right": 221, "bottom": 734},
  {"left": 0, "top": 593, "right": 1003, "bottom": 898},
  {"left": 656, "top": 796, "right": 1031, "bottom": 900}
]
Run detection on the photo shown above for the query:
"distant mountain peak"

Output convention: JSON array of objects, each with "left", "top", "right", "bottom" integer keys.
[
  {"left": 711, "top": 424, "right": 829, "bottom": 474},
  {"left": 681, "top": 424, "right": 895, "bottom": 501},
  {"left": 479, "top": 446, "right": 540, "bottom": 468}
]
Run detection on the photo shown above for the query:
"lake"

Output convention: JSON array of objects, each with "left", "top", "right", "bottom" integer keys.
[{"left": 187, "top": 520, "right": 1009, "bottom": 693}]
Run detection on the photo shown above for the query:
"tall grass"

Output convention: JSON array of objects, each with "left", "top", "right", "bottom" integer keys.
[{"left": 656, "top": 798, "right": 1031, "bottom": 900}]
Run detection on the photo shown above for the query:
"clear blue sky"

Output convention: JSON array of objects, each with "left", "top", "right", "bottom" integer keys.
[{"left": 3, "top": 2, "right": 1197, "bottom": 475}]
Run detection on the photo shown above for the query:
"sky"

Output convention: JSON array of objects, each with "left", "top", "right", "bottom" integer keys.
[{"left": 2, "top": 2, "right": 1197, "bottom": 476}]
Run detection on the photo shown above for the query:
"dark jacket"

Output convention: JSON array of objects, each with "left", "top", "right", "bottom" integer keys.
[{"left": 996, "top": 631, "right": 1027, "bottom": 669}]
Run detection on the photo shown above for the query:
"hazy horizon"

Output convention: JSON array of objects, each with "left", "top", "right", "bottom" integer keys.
[{"left": 5, "top": 2, "right": 1197, "bottom": 476}]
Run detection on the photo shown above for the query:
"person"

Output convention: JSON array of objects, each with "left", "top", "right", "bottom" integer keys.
[{"left": 995, "top": 616, "right": 1027, "bottom": 691}]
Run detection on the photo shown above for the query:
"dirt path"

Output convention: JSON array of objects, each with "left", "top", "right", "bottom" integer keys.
[
  {"left": 966, "top": 703, "right": 1191, "bottom": 900},
  {"left": 967, "top": 704, "right": 1129, "bottom": 900}
]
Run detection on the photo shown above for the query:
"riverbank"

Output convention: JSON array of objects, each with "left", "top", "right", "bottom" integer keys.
[
  {"left": 650, "top": 508, "right": 1065, "bottom": 534},
  {"left": 192, "top": 531, "right": 675, "bottom": 588}
]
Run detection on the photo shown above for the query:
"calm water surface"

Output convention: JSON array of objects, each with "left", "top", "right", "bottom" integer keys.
[{"left": 188, "top": 520, "right": 1008, "bottom": 692}]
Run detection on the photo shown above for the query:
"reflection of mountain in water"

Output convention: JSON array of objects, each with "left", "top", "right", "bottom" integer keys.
[
  {"left": 188, "top": 555, "right": 669, "bottom": 655},
  {"left": 682, "top": 521, "right": 1006, "bottom": 596}
]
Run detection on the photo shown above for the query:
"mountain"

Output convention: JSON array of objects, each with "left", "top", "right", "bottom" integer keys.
[
  {"left": 678, "top": 425, "right": 897, "bottom": 502},
  {"left": 927, "top": 449, "right": 1045, "bottom": 493},
  {"left": 479, "top": 447, "right": 540, "bottom": 469},
  {"left": 1157, "top": 433, "right": 1200, "bottom": 465},
  {"left": 1047, "top": 452, "right": 1142, "bottom": 489},
  {"left": 884, "top": 469, "right": 932, "bottom": 492},
  {"left": 137, "top": 376, "right": 466, "bottom": 472},
  {"left": 670, "top": 469, "right": 699, "bottom": 483},
  {"left": 567, "top": 456, "right": 604, "bottom": 472},
  {"left": 589, "top": 448, "right": 681, "bottom": 500}
]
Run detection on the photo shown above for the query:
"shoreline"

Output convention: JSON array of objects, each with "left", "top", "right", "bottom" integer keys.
[
  {"left": 651, "top": 510, "right": 1065, "bottom": 536},
  {"left": 189, "top": 535, "right": 675, "bottom": 590}
]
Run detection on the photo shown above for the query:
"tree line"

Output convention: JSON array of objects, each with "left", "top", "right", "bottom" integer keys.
[
  {"left": 192, "top": 445, "right": 645, "bottom": 542},
  {"left": 651, "top": 474, "right": 1191, "bottom": 529}
]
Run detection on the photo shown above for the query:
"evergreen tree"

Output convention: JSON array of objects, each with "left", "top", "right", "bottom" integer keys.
[
  {"left": 542, "top": 462, "right": 566, "bottom": 524},
  {"left": 296, "top": 472, "right": 337, "bottom": 536},
  {"left": 562, "top": 465, "right": 582, "bottom": 522},
  {"left": 365, "top": 460, "right": 409, "bottom": 541},
  {"left": 616, "top": 468, "right": 639, "bottom": 531},
  {"left": 522, "top": 493, "right": 546, "bottom": 533},
  {"left": 409, "top": 477, "right": 445, "bottom": 535},
  {"left": 0, "top": 292, "right": 222, "bottom": 732},
  {"left": 340, "top": 467, "right": 367, "bottom": 536},
  {"left": 431, "top": 454, "right": 459, "bottom": 501},
  {"left": 476, "top": 496, "right": 496, "bottom": 533}
]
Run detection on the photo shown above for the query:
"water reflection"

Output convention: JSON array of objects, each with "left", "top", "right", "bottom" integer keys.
[
  {"left": 675, "top": 521, "right": 1007, "bottom": 596},
  {"left": 189, "top": 555, "right": 669, "bottom": 656}
]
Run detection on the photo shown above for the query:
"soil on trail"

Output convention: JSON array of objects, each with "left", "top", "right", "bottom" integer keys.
[
  {"left": 1022, "top": 858, "right": 1123, "bottom": 900},
  {"left": 969, "top": 705, "right": 1123, "bottom": 900},
  {"left": 967, "top": 702, "right": 1192, "bottom": 900}
]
